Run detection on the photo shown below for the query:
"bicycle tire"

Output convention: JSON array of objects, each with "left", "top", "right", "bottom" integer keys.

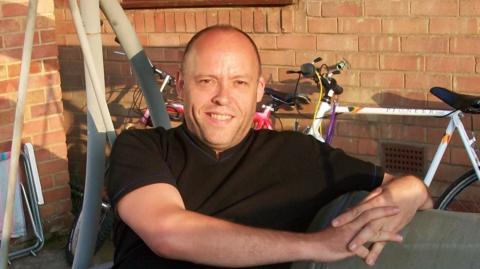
[
  {"left": 435, "top": 168, "right": 480, "bottom": 212},
  {"left": 65, "top": 205, "right": 114, "bottom": 265}
]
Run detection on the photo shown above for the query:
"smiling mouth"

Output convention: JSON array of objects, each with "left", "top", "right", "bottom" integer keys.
[{"left": 208, "top": 113, "right": 233, "bottom": 121}]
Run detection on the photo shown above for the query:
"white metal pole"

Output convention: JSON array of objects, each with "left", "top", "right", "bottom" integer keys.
[{"left": 0, "top": 0, "right": 38, "bottom": 267}]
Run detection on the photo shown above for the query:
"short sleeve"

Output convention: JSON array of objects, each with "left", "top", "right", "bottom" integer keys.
[
  {"left": 107, "top": 129, "right": 176, "bottom": 208},
  {"left": 318, "top": 143, "right": 384, "bottom": 196}
]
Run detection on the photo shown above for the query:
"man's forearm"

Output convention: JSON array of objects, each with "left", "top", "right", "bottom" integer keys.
[{"left": 148, "top": 210, "right": 314, "bottom": 267}]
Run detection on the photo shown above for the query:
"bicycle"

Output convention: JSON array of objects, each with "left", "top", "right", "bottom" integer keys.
[{"left": 290, "top": 57, "right": 480, "bottom": 212}]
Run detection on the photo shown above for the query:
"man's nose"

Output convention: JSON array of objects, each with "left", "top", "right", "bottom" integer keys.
[{"left": 211, "top": 82, "right": 230, "bottom": 105}]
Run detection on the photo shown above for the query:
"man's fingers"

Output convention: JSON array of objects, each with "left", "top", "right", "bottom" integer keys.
[
  {"left": 348, "top": 224, "right": 402, "bottom": 253},
  {"left": 352, "top": 244, "right": 370, "bottom": 259},
  {"left": 365, "top": 242, "right": 386, "bottom": 266},
  {"left": 332, "top": 191, "right": 388, "bottom": 227}
]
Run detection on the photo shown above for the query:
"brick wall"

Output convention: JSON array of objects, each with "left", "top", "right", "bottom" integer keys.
[
  {"left": 0, "top": 0, "right": 71, "bottom": 235},
  {"left": 55, "top": 0, "right": 480, "bottom": 199}
]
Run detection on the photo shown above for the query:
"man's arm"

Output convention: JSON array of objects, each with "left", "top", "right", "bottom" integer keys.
[
  {"left": 331, "top": 174, "right": 433, "bottom": 265},
  {"left": 117, "top": 183, "right": 403, "bottom": 267}
]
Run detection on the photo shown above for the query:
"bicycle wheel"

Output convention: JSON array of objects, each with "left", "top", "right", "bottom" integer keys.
[
  {"left": 435, "top": 169, "right": 480, "bottom": 212},
  {"left": 65, "top": 203, "right": 114, "bottom": 265}
]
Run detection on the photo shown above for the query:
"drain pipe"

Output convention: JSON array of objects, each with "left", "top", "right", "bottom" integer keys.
[
  {"left": 71, "top": 0, "right": 107, "bottom": 268},
  {"left": 0, "top": 0, "right": 38, "bottom": 268}
]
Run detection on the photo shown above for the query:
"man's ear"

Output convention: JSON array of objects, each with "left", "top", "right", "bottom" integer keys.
[
  {"left": 177, "top": 72, "right": 185, "bottom": 98},
  {"left": 256, "top": 76, "right": 265, "bottom": 102}
]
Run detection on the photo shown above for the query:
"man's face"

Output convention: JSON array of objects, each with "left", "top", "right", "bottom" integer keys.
[{"left": 178, "top": 30, "right": 265, "bottom": 154}]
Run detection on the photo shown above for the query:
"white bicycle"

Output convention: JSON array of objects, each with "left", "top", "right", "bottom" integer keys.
[{"left": 289, "top": 58, "right": 480, "bottom": 212}]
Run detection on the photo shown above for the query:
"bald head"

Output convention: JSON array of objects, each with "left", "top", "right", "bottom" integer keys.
[{"left": 181, "top": 25, "right": 262, "bottom": 77}]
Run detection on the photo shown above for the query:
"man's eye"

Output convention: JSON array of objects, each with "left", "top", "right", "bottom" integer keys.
[
  {"left": 234, "top": 80, "right": 248, "bottom": 86},
  {"left": 199, "top": 79, "right": 213, "bottom": 84}
]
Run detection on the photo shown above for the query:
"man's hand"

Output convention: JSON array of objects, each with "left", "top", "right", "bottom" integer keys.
[
  {"left": 307, "top": 205, "right": 403, "bottom": 263},
  {"left": 331, "top": 175, "right": 433, "bottom": 265}
]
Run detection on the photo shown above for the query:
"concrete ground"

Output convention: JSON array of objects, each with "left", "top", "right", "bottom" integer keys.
[{"left": 7, "top": 235, "right": 114, "bottom": 269}]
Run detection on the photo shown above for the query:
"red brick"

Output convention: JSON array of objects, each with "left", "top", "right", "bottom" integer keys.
[
  {"left": 358, "top": 138, "right": 378, "bottom": 156},
  {"left": 164, "top": 11, "right": 175, "bottom": 32},
  {"left": 206, "top": 10, "right": 218, "bottom": 27},
  {"left": 294, "top": 1, "right": 307, "bottom": 33},
  {"left": 339, "top": 18, "right": 381, "bottom": 33},
  {"left": 49, "top": 143, "right": 68, "bottom": 159},
  {"left": 306, "top": 1, "right": 321, "bottom": 16},
  {"left": 360, "top": 72, "right": 404, "bottom": 88},
  {"left": 260, "top": 50, "right": 295, "bottom": 66},
  {"left": 175, "top": 12, "right": 186, "bottom": 32},
  {"left": 134, "top": 12, "right": 145, "bottom": 33},
  {"left": 54, "top": 171, "right": 70, "bottom": 187},
  {"left": 383, "top": 18, "right": 428, "bottom": 34},
  {"left": 267, "top": 9, "right": 280, "bottom": 33},
  {"left": 195, "top": 11, "right": 207, "bottom": 31},
  {"left": 280, "top": 7, "right": 293, "bottom": 33},
  {"left": 32, "top": 130, "right": 67, "bottom": 148},
  {"left": 426, "top": 56, "right": 475, "bottom": 73},
  {"left": 4, "top": 32, "right": 40, "bottom": 48},
  {"left": 337, "top": 121, "right": 378, "bottom": 138},
  {"left": 154, "top": 11, "right": 165, "bottom": 32},
  {"left": 44, "top": 59, "right": 59, "bottom": 72},
  {"left": 0, "top": 65, "right": 6, "bottom": 80},
  {"left": 411, "top": 0, "right": 458, "bottom": 16},
  {"left": 307, "top": 17, "right": 337, "bottom": 33},
  {"left": 295, "top": 51, "right": 336, "bottom": 67},
  {"left": 251, "top": 35, "right": 276, "bottom": 49},
  {"left": 253, "top": 9, "right": 266, "bottom": 33},
  {"left": 401, "top": 36, "right": 448, "bottom": 53},
  {"left": 0, "top": 18, "right": 21, "bottom": 33},
  {"left": 277, "top": 67, "right": 298, "bottom": 82},
  {"left": 477, "top": 57, "right": 480, "bottom": 73},
  {"left": 185, "top": 11, "right": 195, "bottom": 32},
  {"left": 359, "top": 36, "right": 400, "bottom": 52},
  {"left": 453, "top": 76, "right": 480, "bottom": 93},
  {"left": 460, "top": 0, "right": 480, "bottom": 16},
  {"left": 405, "top": 73, "right": 451, "bottom": 90},
  {"left": 277, "top": 35, "right": 316, "bottom": 50},
  {"left": 30, "top": 101, "right": 64, "bottom": 118},
  {"left": 2, "top": 3, "right": 28, "bottom": 17},
  {"left": 144, "top": 11, "right": 155, "bottom": 32},
  {"left": 322, "top": 1, "right": 362, "bottom": 17},
  {"left": 335, "top": 72, "right": 359, "bottom": 87},
  {"left": 48, "top": 114, "right": 65, "bottom": 131},
  {"left": 381, "top": 54, "right": 424, "bottom": 71},
  {"left": 241, "top": 9, "right": 254, "bottom": 32},
  {"left": 149, "top": 33, "right": 180, "bottom": 47},
  {"left": 317, "top": 35, "right": 358, "bottom": 51},
  {"left": 0, "top": 124, "right": 13, "bottom": 142},
  {"left": 450, "top": 147, "right": 471, "bottom": 166},
  {"left": 450, "top": 37, "right": 480, "bottom": 55},
  {"left": 46, "top": 86, "right": 63, "bottom": 102},
  {"left": 430, "top": 18, "right": 478, "bottom": 34},
  {"left": 29, "top": 73, "right": 61, "bottom": 90},
  {"left": 32, "top": 44, "right": 59, "bottom": 59},
  {"left": 0, "top": 78, "right": 19, "bottom": 93},
  {"left": 365, "top": 0, "right": 409, "bottom": 16},
  {"left": 331, "top": 136, "right": 358, "bottom": 155},
  {"left": 262, "top": 67, "right": 278, "bottom": 82},
  {"left": 341, "top": 53, "right": 379, "bottom": 70},
  {"left": 8, "top": 60, "right": 42, "bottom": 78},
  {"left": 40, "top": 175, "right": 54, "bottom": 190},
  {"left": 23, "top": 118, "right": 47, "bottom": 136},
  {"left": 25, "top": 89, "right": 46, "bottom": 104},
  {"left": 230, "top": 10, "right": 241, "bottom": 29},
  {"left": 40, "top": 29, "right": 56, "bottom": 44},
  {"left": 43, "top": 186, "right": 70, "bottom": 203}
]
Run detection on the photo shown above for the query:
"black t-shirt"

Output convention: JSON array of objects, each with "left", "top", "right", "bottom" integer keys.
[{"left": 107, "top": 125, "right": 384, "bottom": 268}]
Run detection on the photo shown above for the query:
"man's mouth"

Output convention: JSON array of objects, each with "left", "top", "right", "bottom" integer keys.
[{"left": 208, "top": 113, "right": 233, "bottom": 121}]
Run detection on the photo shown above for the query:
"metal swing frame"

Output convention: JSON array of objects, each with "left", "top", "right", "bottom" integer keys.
[{"left": 0, "top": 0, "right": 170, "bottom": 268}]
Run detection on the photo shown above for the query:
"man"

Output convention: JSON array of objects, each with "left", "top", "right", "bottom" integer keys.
[{"left": 107, "top": 25, "right": 432, "bottom": 268}]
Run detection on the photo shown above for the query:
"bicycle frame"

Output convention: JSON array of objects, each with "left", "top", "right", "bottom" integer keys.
[{"left": 310, "top": 93, "right": 480, "bottom": 187}]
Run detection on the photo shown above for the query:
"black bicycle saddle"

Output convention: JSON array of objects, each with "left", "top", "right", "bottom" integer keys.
[
  {"left": 264, "top": 87, "right": 311, "bottom": 107},
  {"left": 430, "top": 87, "right": 480, "bottom": 114}
]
